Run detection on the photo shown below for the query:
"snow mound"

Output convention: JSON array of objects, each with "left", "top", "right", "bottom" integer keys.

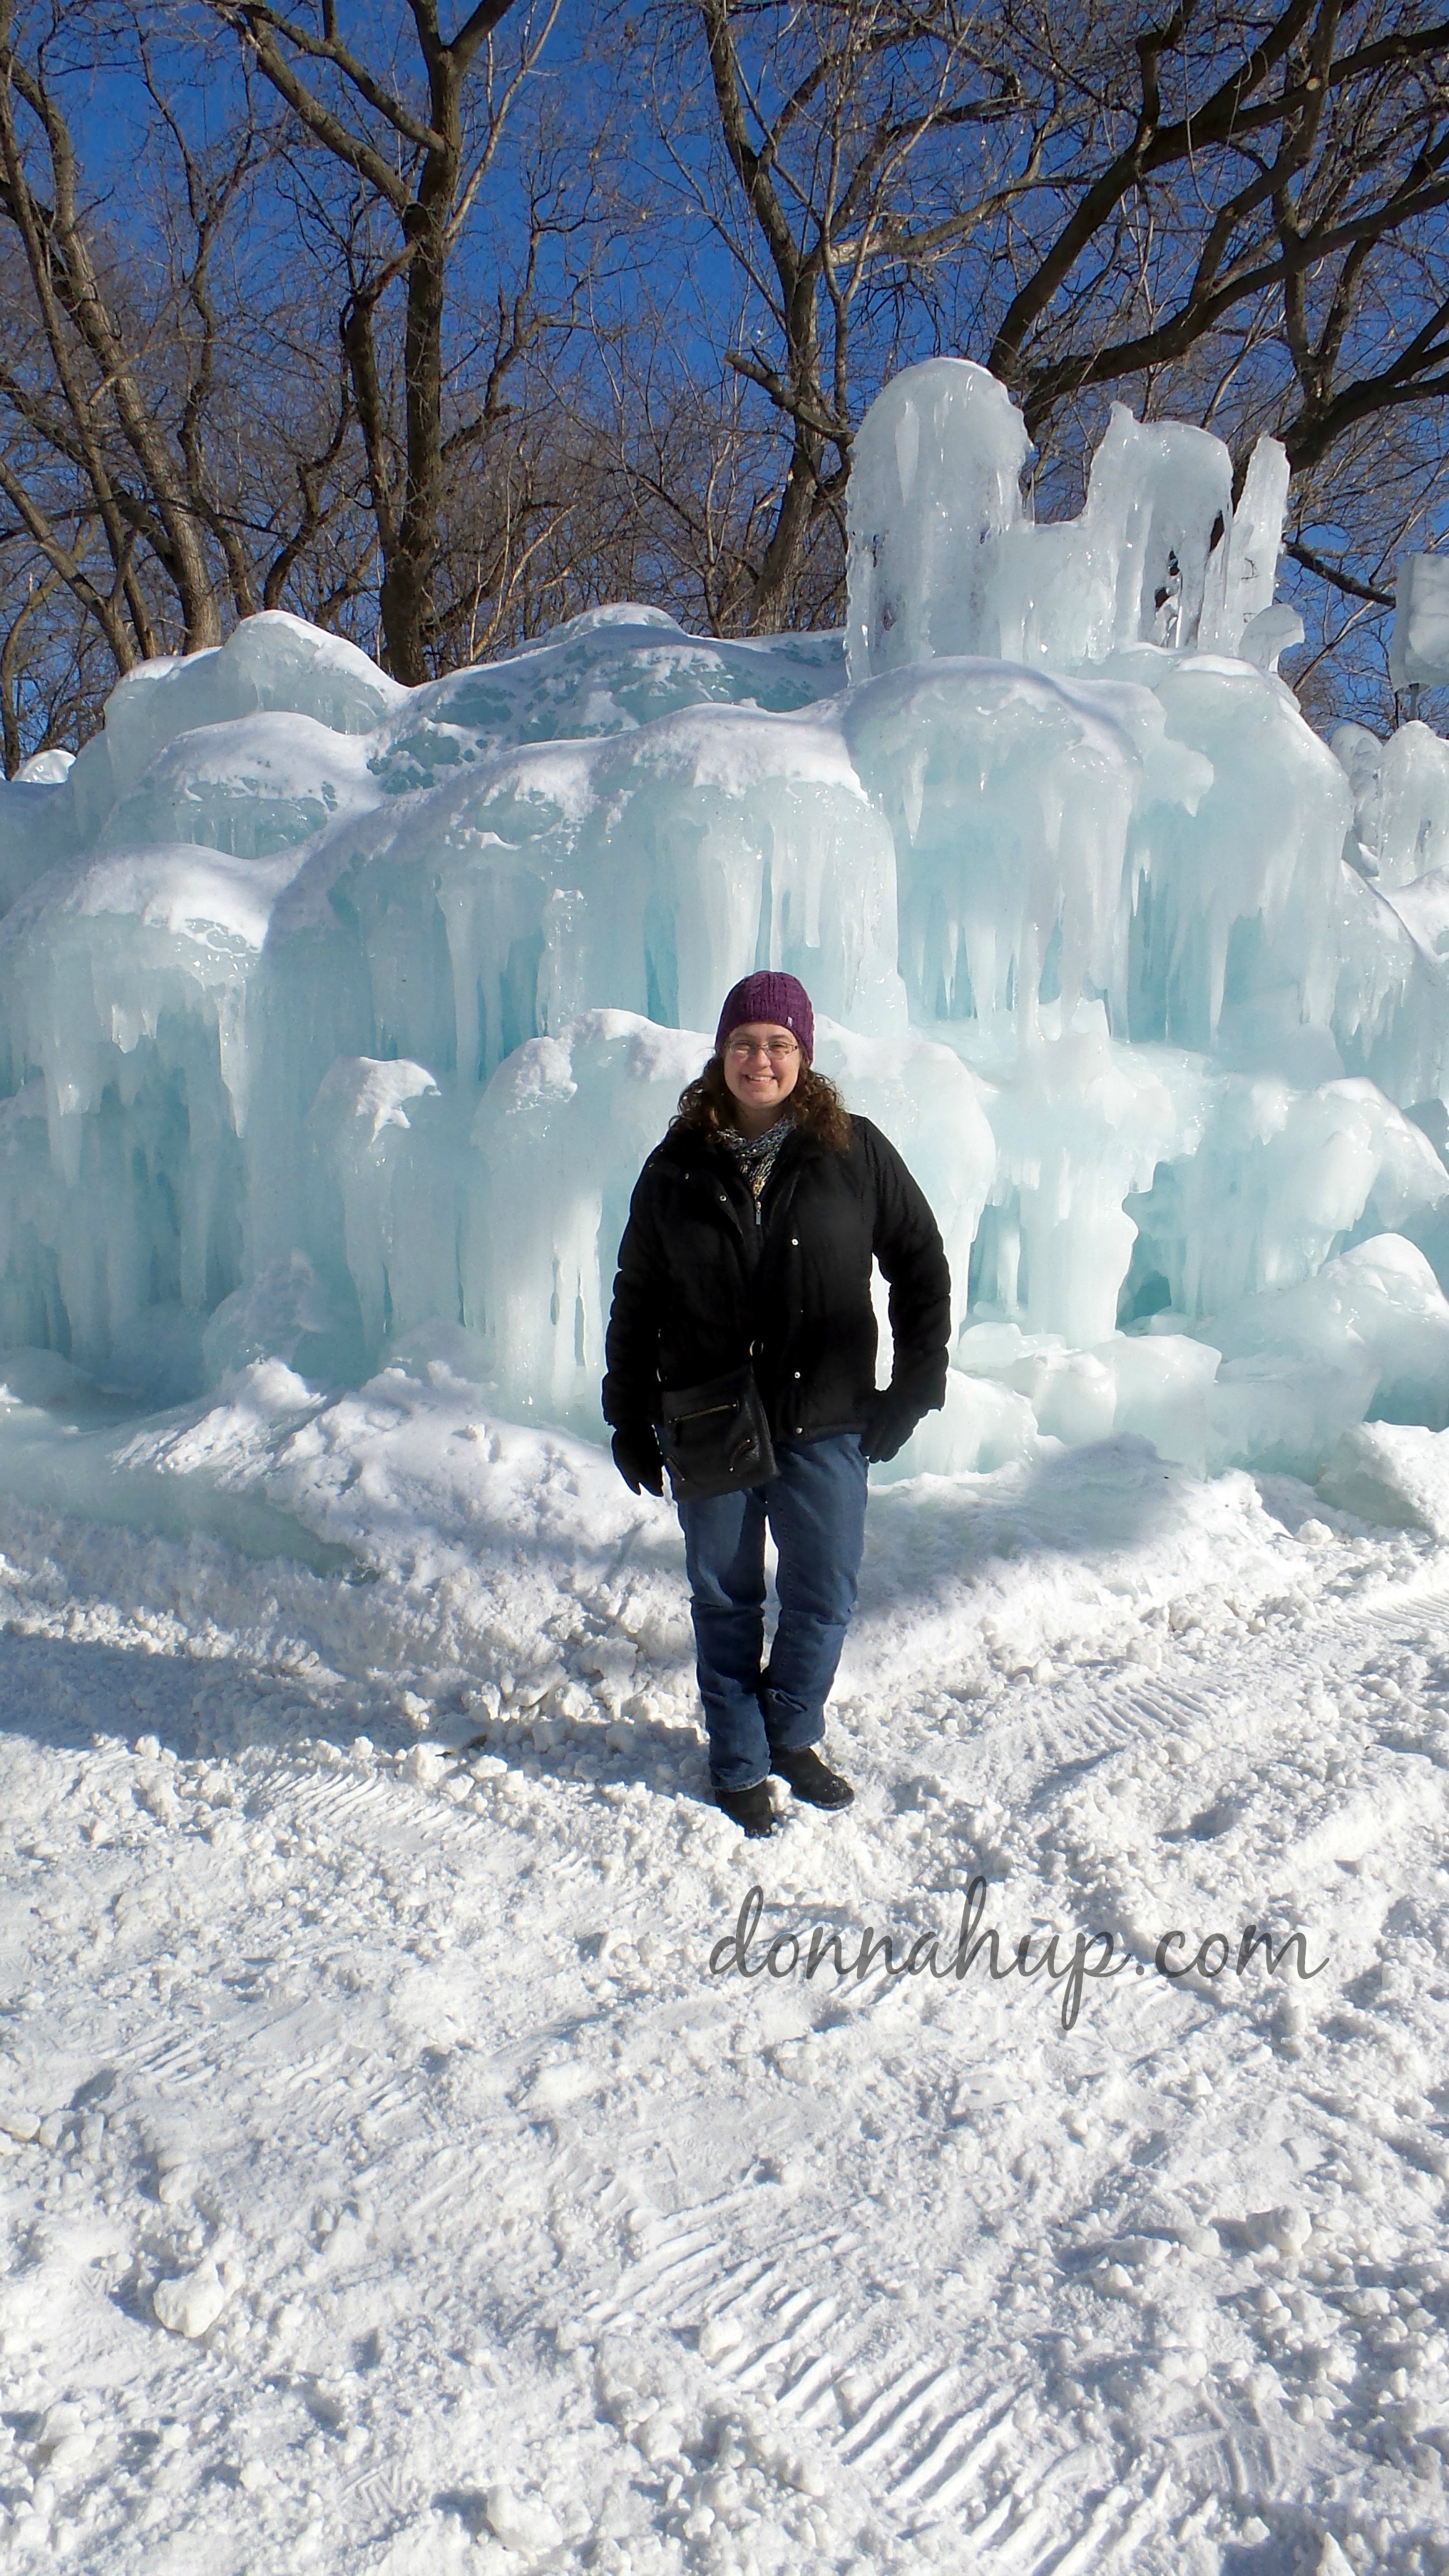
[{"left": 1318, "top": 1418, "right": 1449, "bottom": 1535}]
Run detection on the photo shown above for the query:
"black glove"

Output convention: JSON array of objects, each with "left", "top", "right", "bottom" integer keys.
[
  {"left": 611, "top": 1424, "right": 664, "bottom": 1496},
  {"left": 860, "top": 1387, "right": 921, "bottom": 1464}
]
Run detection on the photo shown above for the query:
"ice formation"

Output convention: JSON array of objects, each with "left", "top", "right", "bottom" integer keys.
[
  {"left": 0, "top": 355, "right": 1448, "bottom": 1488},
  {"left": 1391, "top": 553, "right": 1449, "bottom": 691}
]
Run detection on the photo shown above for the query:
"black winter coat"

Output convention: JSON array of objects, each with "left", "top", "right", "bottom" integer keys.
[{"left": 602, "top": 1115, "right": 951, "bottom": 1446}]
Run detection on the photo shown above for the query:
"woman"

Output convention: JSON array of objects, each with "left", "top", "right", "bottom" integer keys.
[{"left": 603, "top": 971, "right": 951, "bottom": 1839}]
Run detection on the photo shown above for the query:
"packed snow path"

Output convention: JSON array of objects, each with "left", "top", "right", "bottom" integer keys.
[{"left": 1, "top": 1451, "right": 1448, "bottom": 2573}]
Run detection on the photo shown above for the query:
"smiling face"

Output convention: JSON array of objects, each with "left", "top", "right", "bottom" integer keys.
[{"left": 720, "top": 1021, "right": 804, "bottom": 1135}]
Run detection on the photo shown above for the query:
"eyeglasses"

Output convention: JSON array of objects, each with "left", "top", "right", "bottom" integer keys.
[{"left": 725, "top": 1038, "right": 799, "bottom": 1063}]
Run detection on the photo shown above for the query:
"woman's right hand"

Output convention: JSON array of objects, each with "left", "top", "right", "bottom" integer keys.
[{"left": 612, "top": 1426, "right": 665, "bottom": 1496}]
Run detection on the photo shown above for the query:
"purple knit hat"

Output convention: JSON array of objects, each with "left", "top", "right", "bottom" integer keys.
[{"left": 715, "top": 971, "right": 814, "bottom": 1063}]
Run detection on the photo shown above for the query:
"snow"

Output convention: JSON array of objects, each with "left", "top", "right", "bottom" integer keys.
[
  {"left": 4, "top": 1385, "right": 1449, "bottom": 2567},
  {"left": 14, "top": 750, "right": 73, "bottom": 787},
  {"left": 3, "top": 361, "right": 1449, "bottom": 2564}
]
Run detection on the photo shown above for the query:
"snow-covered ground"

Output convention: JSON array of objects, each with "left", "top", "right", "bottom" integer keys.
[{"left": 2, "top": 1365, "right": 1449, "bottom": 2573}]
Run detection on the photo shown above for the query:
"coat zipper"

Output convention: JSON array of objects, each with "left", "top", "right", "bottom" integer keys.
[{"left": 699, "top": 1149, "right": 811, "bottom": 1416}]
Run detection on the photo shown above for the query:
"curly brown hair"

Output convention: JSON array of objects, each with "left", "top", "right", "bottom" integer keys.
[{"left": 670, "top": 1052, "right": 852, "bottom": 1151}]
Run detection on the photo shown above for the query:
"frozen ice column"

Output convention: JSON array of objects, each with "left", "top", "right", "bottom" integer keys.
[
  {"left": 846, "top": 357, "right": 1291, "bottom": 682},
  {"left": 846, "top": 362, "right": 1030, "bottom": 680}
]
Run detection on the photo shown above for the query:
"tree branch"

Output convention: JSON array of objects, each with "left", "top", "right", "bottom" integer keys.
[{"left": 1284, "top": 537, "right": 1393, "bottom": 608}]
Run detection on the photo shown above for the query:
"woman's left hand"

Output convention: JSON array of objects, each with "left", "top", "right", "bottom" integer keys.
[{"left": 860, "top": 1389, "right": 921, "bottom": 1463}]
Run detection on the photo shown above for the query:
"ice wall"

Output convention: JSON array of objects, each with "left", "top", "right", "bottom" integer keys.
[{"left": 0, "top": 378, "right": 1447, "bottom": 1488}]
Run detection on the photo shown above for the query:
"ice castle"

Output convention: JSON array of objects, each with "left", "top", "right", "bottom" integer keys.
[{"left": 4, "top": 355, "right": 1449, "bottom": 1486}]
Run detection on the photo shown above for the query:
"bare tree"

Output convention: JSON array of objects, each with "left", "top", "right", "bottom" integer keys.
[
  {"left": 0, "top": 7, "right": 199, "bottom": 665},
  {"left": 976, "top": 0, "right": 1449, "bottom": 722},
  {"left": 0, "top": 1, "right": 369, "bottom": 727},
  {"left": 199, "top": 0, "right": 568, "bottom": 681},
  {"left": 0, "top": 0, "right": 605, "bottom": 758},
  {"left": 4, "top": 0, "right": 1448, "bottom": 758},
  {"left": 654, "top": 0, "right": 1449, "bottom": 677},
  {"left": 645, "top": 0, "right": 1046, "bottom": 628},
  {"left": 988, "top": 0, "right": 1449, "bottom": 477}
]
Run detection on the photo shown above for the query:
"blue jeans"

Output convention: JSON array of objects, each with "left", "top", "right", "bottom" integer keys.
[{"left": 678, "top": 1433, "right": 869, "bottom": 1793}]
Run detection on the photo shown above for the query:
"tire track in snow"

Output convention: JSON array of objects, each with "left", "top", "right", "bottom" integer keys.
[
  {"left": 4, "top": 1494, "right": 1449, "bottom": 2570},
  {"left": 582, "top": 2186, "right": 1080, "bottom": 2551},
  {"left": 538, "top": 1559, "right": 1449, "bottom": 2565}
]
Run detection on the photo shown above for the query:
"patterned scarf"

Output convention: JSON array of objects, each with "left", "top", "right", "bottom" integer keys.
[{"left": 719, "top": 1115, "right": 796, "bottom": 1216}]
